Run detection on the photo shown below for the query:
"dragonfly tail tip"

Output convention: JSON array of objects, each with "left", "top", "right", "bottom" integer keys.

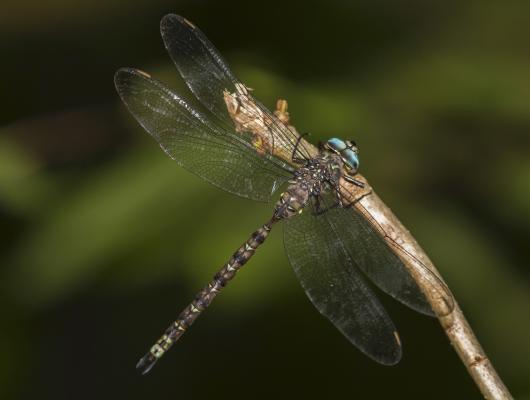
[{"left": 136, "top": 353, "right": 158, "bottom": 375}]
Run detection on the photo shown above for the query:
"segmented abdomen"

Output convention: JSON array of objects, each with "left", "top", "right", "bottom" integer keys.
[{"left": 137, "top": 222, "right": 272, "bottom": 374}]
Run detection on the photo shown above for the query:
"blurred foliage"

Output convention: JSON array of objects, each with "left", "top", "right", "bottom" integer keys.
[{"left": 1, "top": 0, "right": 529, "bottom": 399}]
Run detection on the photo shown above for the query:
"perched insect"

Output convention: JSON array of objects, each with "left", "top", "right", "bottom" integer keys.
[{"left": 115, "top": 14, "right": 453, "bottom": 375}]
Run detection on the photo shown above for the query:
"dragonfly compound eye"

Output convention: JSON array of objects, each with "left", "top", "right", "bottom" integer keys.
[
  {"left": 326, "top": 137, "right": 348, "bottom": 153},
  {"left": 342, "top": 149, "right": 359, "bottom": 172}
]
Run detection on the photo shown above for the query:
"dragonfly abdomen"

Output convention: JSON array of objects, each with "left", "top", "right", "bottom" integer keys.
[
  {"left": 136, "top": 221, "right": 274, "bottom": 374},
  {"left": 213, "top": 224, "right": 271, "bottom": 284}
]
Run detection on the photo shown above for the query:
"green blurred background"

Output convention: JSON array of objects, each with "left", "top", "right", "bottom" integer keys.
[{"left": 1, "top": 0, "right": 529, "bottom": 398}]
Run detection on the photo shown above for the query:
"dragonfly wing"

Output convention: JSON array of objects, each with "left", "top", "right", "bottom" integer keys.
[
  {"left": 160, "top": 14, "right": 315, "bottom": 162},
  {"left": 160, "top": 14, "right": 238, "bottom": 129},
  {"left": 336, "top": 183, "right": 454, "bottom": 316},
  {"left": 283, "top": 197, "right": 402, "bottom": 365},
  {"left": 115, "top": 68, "right": 293, "bottom": 202}
]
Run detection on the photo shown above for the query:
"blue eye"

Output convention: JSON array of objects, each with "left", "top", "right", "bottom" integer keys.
[
  {"left": 327, "top": 138, "right": 347, "bottom": 152},
  {"left": 342, "top": 149, "right": 359, "bottom": 170}
]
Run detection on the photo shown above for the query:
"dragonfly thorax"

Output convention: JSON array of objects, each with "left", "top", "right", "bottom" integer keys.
[{"left": 273, "top": 154, "right": 343, "bottom": 220}]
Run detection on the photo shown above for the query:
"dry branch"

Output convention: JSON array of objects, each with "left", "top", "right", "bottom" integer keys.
[{"left": 225, "top": 92, "right": 512, "bottom": 398}]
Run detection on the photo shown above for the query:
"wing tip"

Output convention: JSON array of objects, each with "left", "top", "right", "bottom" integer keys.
[
  {"left": 377, "top": 331, "right": 402, "bottom": 366},
  {"left": 352, "top": 333, "right": 402, "bottom": 366},
  {"left": 160, "top": 13, "right": 193, "bottom": 33},
  {"left": 376, "top": 349, "right": 402, "bottom": 366},
  {"left": 114, "top": 68, "right": 152, "bottom": 98},
  {"left": 114, "top": 67, "right": 153, "bottom": 85},
  {"left": 115, "top": 67, "right": 150, "bottom": 78},
  {"left": 114, "top": 67, "right": 130, "bottom": 95}
]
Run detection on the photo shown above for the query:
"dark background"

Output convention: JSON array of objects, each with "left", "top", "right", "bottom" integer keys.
[{"left": 1, "top": 0, "right": 529, "bottom": 399}]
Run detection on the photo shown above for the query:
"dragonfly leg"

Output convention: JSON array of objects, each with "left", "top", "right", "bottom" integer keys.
[
  {"left": 136, "top": 219, "right": 277, "bottom": 374},
  {"left": 291, "top": 132, "right": 310, "bottom": 164},
  {"left": 312, "top": 195, "right": 340, "bottom": 216},
  {"left": 343, "top": 174, "right": 365, "bottom": 188}
]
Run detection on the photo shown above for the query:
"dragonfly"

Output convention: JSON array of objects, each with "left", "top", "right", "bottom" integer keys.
[{"left": 114, "top": 14, "right": 454, "bottom": 375}]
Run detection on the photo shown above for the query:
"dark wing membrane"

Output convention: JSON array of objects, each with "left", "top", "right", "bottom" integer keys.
[
  {"left": 115, "top": 68, "right": 293, "bottom": 202},
  {"left": 337, "top": 183, "right": 454, "bottom": 316},
  {"left": 283, "top": 198, "right": 402, "bottom": 365},
  {"left": 160, "top": 14, "right": 315, "bottom": 162}
]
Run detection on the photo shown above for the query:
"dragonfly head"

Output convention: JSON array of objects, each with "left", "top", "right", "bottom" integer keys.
[{"left": 325, "top": 138, "right": 360, "bottom": 175}]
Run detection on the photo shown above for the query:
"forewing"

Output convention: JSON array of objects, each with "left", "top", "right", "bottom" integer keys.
[
  {"left": 115, "top": 68, "right": 293, "bottom": 202},
  {"left": 283, "top": 199, "right": 402, "bottom": 365},
  {"left": 160, "top": 14, "right": 315, "bottom": 162}
]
